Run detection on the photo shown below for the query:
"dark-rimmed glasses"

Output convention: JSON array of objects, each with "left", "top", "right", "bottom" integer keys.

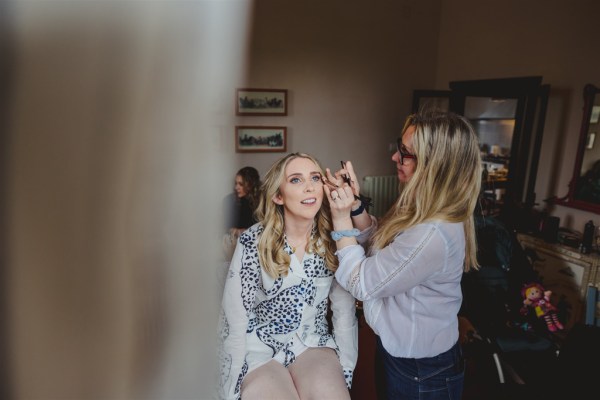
[{"left": 396, "top": 138, "right": 417, "bottom": 165}]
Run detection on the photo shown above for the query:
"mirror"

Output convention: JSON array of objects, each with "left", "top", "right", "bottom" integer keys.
[
  {"left": 555, "top": 84, "right": 600, "bottom": 212},
  {"left": 413, "top": 77, "right": 550, "bottom": 228}
]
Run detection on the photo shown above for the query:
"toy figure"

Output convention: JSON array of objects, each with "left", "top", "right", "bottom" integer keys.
[{"left": 520, "top": 282, "right": 564, "bottom": 332}]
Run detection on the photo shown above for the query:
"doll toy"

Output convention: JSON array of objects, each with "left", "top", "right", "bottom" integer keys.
[{"left": 520, "top": 282, "right": 564, "bottom": 332}]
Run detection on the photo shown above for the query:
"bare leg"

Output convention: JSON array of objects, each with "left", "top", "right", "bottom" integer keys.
[
  {"left": 241, "top": 360, "right": 300, "bottom": 400},
  {"left": 289, "top": 347, "right": 350, "bottom": 400}
]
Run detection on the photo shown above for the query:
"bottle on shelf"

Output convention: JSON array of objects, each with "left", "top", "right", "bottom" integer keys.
[{"left": 581, "top": 220, "right": 595, "bottom": 254}]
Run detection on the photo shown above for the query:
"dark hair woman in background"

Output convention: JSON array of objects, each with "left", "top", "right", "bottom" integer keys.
[{"left": 229, "top": 166, "right": 262, "bottom": 236}]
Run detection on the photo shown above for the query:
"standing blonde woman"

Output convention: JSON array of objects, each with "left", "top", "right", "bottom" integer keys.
[
  {"left": 219, "top": 153, "right": 358, "bottom": 400},
  {"left": 325, "top": 111, "right": 482, "bottom": 400}
]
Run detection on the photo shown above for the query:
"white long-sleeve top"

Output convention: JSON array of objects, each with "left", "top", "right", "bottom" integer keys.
[
  {"left": 335, "top": 216, "right": 464, "bottom": 358},
  {"left": 219, "top": 223, "right": 358, "bottom": 400}
]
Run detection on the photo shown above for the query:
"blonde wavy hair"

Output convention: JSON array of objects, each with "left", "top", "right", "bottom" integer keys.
[
  {"left": 255, "top": 152, "right": 338, "bottom": 278},
  {"left": 371, "top": 111, "right": 482, "bottom": 272}
]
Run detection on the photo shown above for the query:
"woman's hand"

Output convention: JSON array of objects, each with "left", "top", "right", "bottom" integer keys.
[
  {"left": 324, "top": 183, "right": 355, "bottom": 226},
  {"left": 326, "top": 161, "right": 361, "bottom": 199},
  {"left": 340, "top": 161, "right": 361, "bottom": 198},
  {"left": 324, "top": 183, "right": 359, "bottom": 249}
]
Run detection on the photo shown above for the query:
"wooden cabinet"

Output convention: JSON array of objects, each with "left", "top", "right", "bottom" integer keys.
[{"left": 517, "top": 233, "right": 600, "bottom": 332}]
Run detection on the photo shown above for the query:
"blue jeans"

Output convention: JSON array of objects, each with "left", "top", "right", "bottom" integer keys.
[{"left": 375, "top": 336, "right": 465, "bottom": 400}]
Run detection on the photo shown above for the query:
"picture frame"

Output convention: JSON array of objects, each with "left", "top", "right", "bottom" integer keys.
[
  {"left": 235, "top": 126, "right": 287, "bottom": 153},
  {"left": 236, "top": 88, "right": 288, "bottom": 116}
]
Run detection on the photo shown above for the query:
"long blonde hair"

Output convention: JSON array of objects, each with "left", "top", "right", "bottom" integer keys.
[
  {"left": 255, "top": 152, "right": 338, "bottom": 278},
  {"left": 371, "top": 111, "right": 482, "bottom": 272}
]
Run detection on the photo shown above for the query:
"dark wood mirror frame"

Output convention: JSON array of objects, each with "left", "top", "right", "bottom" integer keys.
[{"left": 554, "top": 84, "right": 600, "bottom": 213}]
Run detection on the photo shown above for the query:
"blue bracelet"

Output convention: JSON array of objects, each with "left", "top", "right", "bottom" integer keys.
[{"left": 331, "top": 228, "right": 360, "bottom": 241}]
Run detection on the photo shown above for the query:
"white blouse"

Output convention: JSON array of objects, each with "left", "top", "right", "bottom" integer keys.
[
  {"left": 335, "top": 216, "right": 464, "bottom": 358},
  {"left": 219, "top": 223, "right": 358, "bottom": 400}
]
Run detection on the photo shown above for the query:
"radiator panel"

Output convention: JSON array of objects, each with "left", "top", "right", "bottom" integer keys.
[{"left": 361, "top": 175, "right": 399, "bottom": 218}]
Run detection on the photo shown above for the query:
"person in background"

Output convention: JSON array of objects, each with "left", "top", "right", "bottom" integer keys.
[
  {"left": 222, "top": 166, "right": 262, "bottom": 261},
  {"left": 226, "top": 166, "right": 262, "bottom": 237},
  {"left": 324, "top": 110, "right": 482, "bottom": 400},
  {"left": 218, "top": 152, "right": 358, "bottom": 400}
]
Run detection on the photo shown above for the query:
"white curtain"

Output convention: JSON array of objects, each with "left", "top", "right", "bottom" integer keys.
[{"left": 3, "top": 1, "right": 252, "bottom": 398}]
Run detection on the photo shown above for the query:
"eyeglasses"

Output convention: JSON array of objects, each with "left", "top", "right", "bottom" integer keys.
[{"left": 396, "top": 138, "right": 417, "bottom": 165}]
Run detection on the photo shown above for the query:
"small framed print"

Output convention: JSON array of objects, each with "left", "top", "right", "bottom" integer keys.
[
  {"left": 236, "top": 88, "right": 287, "bottom": 116},
  {"left": 235, "top": 126, "right": 287, "bottom": 153}
]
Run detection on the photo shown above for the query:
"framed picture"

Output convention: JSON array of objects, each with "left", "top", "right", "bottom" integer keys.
[
  {"left": 235, "top": 126, "right": 287, "bottom": 153},
  {"left": 236, "top": 88, "right": 288, "bottom": 116}
]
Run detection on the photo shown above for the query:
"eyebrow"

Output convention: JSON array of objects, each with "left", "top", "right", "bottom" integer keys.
[{"left": 286, "top": 171, "right": 321, "bottom": 179}]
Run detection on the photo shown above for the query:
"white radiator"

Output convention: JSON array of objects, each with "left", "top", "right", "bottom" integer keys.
[{"left": 362, "top": 175, "right": 399, "bottom": 218}]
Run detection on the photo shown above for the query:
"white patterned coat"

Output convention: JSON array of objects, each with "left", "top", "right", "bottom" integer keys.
[{"left": 218, "top": 223, "right": 358, "bottom": 400}]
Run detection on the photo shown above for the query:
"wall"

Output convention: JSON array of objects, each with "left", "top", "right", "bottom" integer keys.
[
  {"left": 233, "top": 0, "right": 600, "bottom": 233},
  {"left": 233, "top": 0, "right": 442, "bottom": 183},
  {"left": 436, "top": 0, "right": 600, "bottom": 231}
]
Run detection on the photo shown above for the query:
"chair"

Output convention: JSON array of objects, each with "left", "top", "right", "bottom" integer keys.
[{"left": 460, "top": 215, "right": 560, "bottom": 394}]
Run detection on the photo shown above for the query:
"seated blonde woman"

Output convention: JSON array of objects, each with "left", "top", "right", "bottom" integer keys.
[{"left": 218, "top": 152, "right": 358, "bottom": 400}]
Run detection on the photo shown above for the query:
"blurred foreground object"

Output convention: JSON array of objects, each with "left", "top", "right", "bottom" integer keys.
[{"left": 2, "top": 1, "right": 250, "bottom": 398}]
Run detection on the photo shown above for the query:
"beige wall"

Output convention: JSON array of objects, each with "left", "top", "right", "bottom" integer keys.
[
  {"left": 234, "top": 0, "right": 442, "bottom": 180},
  {"left": 238, "top": 0, "right": 600, "bottom": 231}
]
